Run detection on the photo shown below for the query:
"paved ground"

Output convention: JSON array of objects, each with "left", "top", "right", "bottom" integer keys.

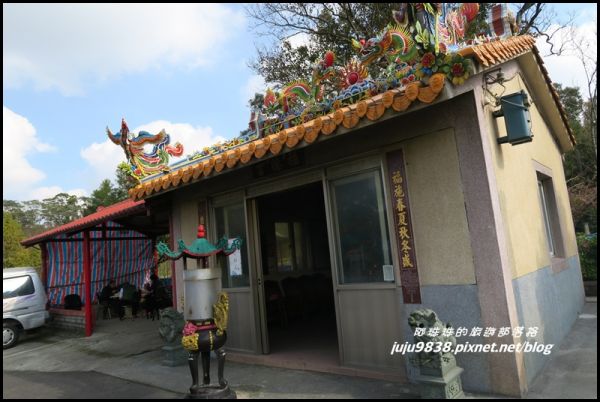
[
  {"left": 3, "top": 300, "right": 597, "bottom": 399},
  {"left": 3, "top": 370, "right": 182, "bottom": 399},
  {"left": 3, "top": 318, "right": 416, "bottom": 399},
  {"left": 526, "top": 299, "right": 597, "bottom": 399}
]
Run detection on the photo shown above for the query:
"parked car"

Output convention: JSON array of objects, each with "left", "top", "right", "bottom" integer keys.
[{"left": 3, "top": 267, "right": 50, "bottom": 349}]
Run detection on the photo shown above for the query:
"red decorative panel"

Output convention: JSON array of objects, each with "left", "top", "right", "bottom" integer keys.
[{"left": 386, "top": 149, "right": 421, "bottom": 303}]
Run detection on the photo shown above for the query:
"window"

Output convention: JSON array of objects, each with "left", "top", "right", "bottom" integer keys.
[
  {"left": 274, "top": 221, "right": 306, "bottom": 272},
  {"left": 215, "top": 203, "right": 249, "bottom": 288},
  {"left": 536, "top": 174, "right": 563, "bottom": 258},
  {"left": 3, "top": 275, "right": 35, "bottom": 299},
  {"left": 330, "top": 170, "right": 392, "bottom": 284}
]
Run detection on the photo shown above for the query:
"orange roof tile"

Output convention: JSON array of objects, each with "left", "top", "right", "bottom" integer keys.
[
  {"left": 129, "top": 35, "right": 574, "bottom": 201},
  {"left": 128, "top": 75, "right": 446, "bottom": 200}
]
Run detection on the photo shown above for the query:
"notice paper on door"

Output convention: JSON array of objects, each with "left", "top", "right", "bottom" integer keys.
[
  {"left": 228, "top": 239, "right": 242, "bottom": 277},
  {"left": 383, "top": 265, "right": 395, "bottom": 282}
]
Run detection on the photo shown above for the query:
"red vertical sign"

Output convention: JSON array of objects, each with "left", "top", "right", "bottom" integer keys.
[{"left": 386, "top": 149, "right": 421, "bottom": 304}]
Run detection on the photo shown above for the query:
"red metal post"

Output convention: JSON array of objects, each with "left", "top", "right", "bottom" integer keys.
[
  {"left": 169, "top": 211, "right": 177, "bottom": 310},
  {"left": 41, "top": 243, "right": 48, "bottom": 290},
  {"left": 83, "top": 230, "right": 93, "bottom": 337},
  {"left": 151, "top": 237, "right": 157, "bottom": 276},
  {"left": 103, "top": 223, "right": 109, "bottom": 280}
]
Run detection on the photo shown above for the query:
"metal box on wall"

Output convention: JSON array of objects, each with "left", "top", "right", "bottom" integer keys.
[{"left": 494, "top": 90, "right": 533, "bottom": 145}]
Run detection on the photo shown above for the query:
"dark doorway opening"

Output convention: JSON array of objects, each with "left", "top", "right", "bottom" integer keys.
[{"left": 257, "top": 182, "right": 338, "bottom": 366}]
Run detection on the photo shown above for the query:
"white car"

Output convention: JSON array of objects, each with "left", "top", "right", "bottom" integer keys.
[{"left": 3, "top": 267, "right": 50, "bottom": 349}]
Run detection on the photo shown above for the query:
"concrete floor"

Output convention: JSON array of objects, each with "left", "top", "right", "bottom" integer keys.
[
  {"left": 3, "top": 300, "right": 597, "bottom": 398},
  {"left": 3, "top": 370, "right": 181, "bottom": 399},
  {"left": 526, "top": 298, "right": 597, "bottom": 399},
  {"left": 228, "top": 315, "right": 404, "bottom": 382},
  {"left": 3, "top": 315, "right": 415, "bottom": 398}
]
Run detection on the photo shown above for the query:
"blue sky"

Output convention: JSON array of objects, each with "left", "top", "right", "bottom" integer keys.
[{"left": 3, "top": 3, "right": 597, "bottom": 201}]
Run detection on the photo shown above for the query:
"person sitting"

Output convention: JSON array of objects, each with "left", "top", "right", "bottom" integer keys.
[
  {"left": 140, "top": 282, "right": 158, "bottom": 320},
  {"left": 99, "top": 280, "right": 118, "bottom": 319},
  {"left": 150, "top": 274, "right": 172, "bottom": 310},
  {"left": 118, "top": 282, "right": 140, "bottom": 320}
]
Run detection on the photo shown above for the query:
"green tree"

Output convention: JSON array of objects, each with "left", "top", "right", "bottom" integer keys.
[
  {"left": 3, "top": 212, "right": 40, "bottom": 268},
  {"left": 247, "top": 3, "right": 404, "bottom": 85},
  {"left": 557, "top": 84, "right": 597, "bottom": 233},
  {"left": 114, "top": 163, "right": 136, "bottom": 199},
  {"left": 3, "top": 200, "right": 45, "bottom": 237},
  {"left": 40, "top": 193, "right": 83, "bottom": 228},
  {"left": 83, "top": 178, "right": 128, "bottom": 216},
  {"left": 246, "top": 3, "right": 558, "bottom": 87}
]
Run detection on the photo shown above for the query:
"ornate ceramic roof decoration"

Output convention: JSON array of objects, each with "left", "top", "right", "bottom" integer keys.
[
  {"left": 156, "top": 224, "right": 242, "bottom": 261},
  {"left": 189, "top": 4, "right": 489, "bottom": 157},
  {"left": 122, "top": 5, "right": 573, "bottom": 200},
  {"left": 164, "top": 4, "right": 484, "bottom": 167},
  {"left": 107, "top": 118, "right": 184, "bottom": 181}
]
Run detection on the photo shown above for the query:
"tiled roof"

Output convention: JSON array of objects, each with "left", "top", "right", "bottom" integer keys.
[
  {"left": 128, "top": 35, "right": 574, "bottom": 201},
  {"left": 21, "top": 199, "right": 146, "bottom": 246},
  {"left": 530, "top": 45, "right": 576, "bottom": 146},
  {"left": 128, "top": 73, "right": 446, "bottom": 201},
  {"left": 457, "top": 35, "right": 537, "bottom": 67}
]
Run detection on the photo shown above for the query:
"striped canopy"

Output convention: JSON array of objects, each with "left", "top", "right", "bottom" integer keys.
[{"left": 44, "top": 221, "right": 154, "bottom": 307}]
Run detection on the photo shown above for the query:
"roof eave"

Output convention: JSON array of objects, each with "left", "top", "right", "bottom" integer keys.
[{"left": 517, "top": 50, "right": 575, "bottom": 153}]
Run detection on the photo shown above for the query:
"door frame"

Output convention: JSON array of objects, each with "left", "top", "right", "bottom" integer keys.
[
  {"left": 246, "top": 172, "right": 335, "bottom": 355},
  {"left": 209, "top": 190, "right": 260, "bottom": 353}
]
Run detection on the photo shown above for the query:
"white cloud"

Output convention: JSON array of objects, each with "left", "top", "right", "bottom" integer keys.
[
  {"left": 3, "top": 106, "right": 57, "bottom": 199},
  {"left": 3, "top": 4, "right": 245, "bottom": 95},
  {"left": 28, "top": 186, "right": 87, "bottom": 200},
  {"left": 537, "top": 20, "right": 597, "bottom": 97},
  {"left": 81, "top": 120, "right": 225, "bottom": 183},
  {"left": 241, "top": 74, "right": 266, "bottom": 105},
  {"left": 79, "top": 140, "right": 128, "bottom": 185}
]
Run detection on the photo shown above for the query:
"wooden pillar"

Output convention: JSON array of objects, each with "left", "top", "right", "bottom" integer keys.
[{"left": 83, "top": 230, "right": 93, "bottom": 337}]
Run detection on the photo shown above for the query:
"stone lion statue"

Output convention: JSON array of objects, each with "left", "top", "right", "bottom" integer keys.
[
  {"left": 408, "top": 308, "right": 457, "bottom": 351},
  {"left": 158, "top": 307, "right": 185, "bottom": 344}
]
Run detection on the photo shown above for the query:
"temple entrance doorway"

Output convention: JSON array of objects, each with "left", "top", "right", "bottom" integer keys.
[{"left": 254, "top": 181, "right": 339, "bottom": 369}]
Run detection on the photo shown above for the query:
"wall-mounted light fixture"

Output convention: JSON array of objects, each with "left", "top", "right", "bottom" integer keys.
[{"left": 492, "top": 90, "right": 533, "bottom": 145}]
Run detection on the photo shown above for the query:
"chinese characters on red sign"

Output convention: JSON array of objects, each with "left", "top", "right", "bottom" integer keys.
[{"left": 387, "top": 149, "right": 421, "bottom": 303}]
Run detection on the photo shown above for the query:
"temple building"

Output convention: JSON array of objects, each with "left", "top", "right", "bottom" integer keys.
[{"left": 116, "top": 6, "right": 584, "bottom": 397}]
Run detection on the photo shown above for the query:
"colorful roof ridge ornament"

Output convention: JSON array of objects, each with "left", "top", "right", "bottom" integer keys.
[
  {"left": 121, "top": 4, "right": 532, "bottom": 191},
  {"left": 243, "top": 4, "right": 490, "bottom": 141},
  {"left": 156, "top": 224, "right": 242, "bottom": 261},
  {"left": 106, "top": 118, "right": 184, "bottom": 182}
]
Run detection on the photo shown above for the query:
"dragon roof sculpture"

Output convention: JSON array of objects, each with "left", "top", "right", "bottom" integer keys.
[
  {"left": 107, "top": 118, "right": 184, "bottom": 181},
  {"left": 184, "top": 3, "right": 497, "bottom": 162},
  {"left": 112, "top": 4, "right": 522, "bottom": 185}
]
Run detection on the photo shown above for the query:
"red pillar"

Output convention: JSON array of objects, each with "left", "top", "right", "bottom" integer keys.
[
  {"left": 169, "top": 211, "right": 177, "bottom": 310},
  {"left": 41, "top": 243, "right": 48, "bottom": 290},
  {"left": 83, "top": 230, "right": 93, "bottom": 337},
  {"left": 151, "top": 237, "right": 157, "bottom": 276},
  {"left": 103, "top": 223, "right": 109, "bottom": 280}
]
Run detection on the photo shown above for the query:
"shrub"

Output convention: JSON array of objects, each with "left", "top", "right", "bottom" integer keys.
[{"left": 577, "top": 233, "right": 597, "bottom": 281}]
